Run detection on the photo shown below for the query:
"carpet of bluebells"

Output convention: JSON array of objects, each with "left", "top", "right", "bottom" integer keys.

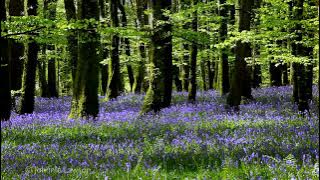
[{"left": 1, "top": 86, "right": 319, "bottom": 179}]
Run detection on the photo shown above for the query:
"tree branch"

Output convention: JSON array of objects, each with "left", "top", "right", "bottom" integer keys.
[{"left": 2, "top": 26, "right": 46, "bottom": 38}]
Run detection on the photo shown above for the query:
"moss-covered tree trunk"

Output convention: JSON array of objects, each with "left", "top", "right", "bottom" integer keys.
[
  {"left": 200, "top": 56, "right": 207, "bottom": 91},
  {"left": 69, "top": 0, "right": 100, "bottom": 118},
  {"left": 141, "top": 0, "right": 172, "bottom": 113},
  {"left": 0, "top": 1, "right": 11, "bottom": 121},
  {"left": 119, "top": 2, "right": 135, "bottom": 92},
  {"left": 18, "top": 0, "right": 39, "bottom": 114},
  {"left": 217, "top": 0, "right": 229, "bottom": 95},
  {"left": 188, "top": 0, "right": 198, "bottom": 102},
  {"left": 9, "top": 0, "right": 24, "bottom": 91},
  {"left": 134, "top": 0, "right": 148, "bottom": 94},
  {"left": 64, "top": 0, "right": 77, "bottom": 87},
  {"left": 107, "top": 0, "right": 122, "bottom": 99},
  {"left": 44, "top": 0, "right": 58, "bottom": 98},
  {"left": 38, "top": 47, "right": 49, "bottom": 97},
  {"left": 227, "top": 0, "right": 253, "bottom": 109},
  {"left": 291, "top": 0, "right": 309, "bottom": 113}
]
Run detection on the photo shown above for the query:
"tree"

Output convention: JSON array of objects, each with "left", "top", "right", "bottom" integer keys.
[
  {"left": 9, "top": 0, "right": 24, "bottom": 91},
  {"left": 18, "top": 0, "right": 39, "bottom": 114},
  {"left": 133, "top": 0, "right": 148, "bottom": 94},
  {"left": 290, "top": 0, "right": 311, "bottom": 113},
  {"left": 69, "top": 0, "right": 100, "bottom": 118},
  {"left": 107, "top": 0, "right": 122, "bottom": 99},
  {"left": 227, "top": 0, "right": 254, "bottom": 110},
  {"left": 0, "top": 0, "right": 11, "bottom": 121},
  {"left": 217, "top": 0, "right": 230, "bottom": 95},
  {"left": 141, "top": 0, "right": 172, "bottom": 113},
  {"left": 188, "top": 0, "right": 198, "bottom": 102},
  {"left": 64, "top": 0, "right": 77, "bottom": 86},
  {"left": 45, "top": 0, "right": 58, "bottom": 98},
  {"left": 119, "top": 0, "right": 135, "bottom": 92}
]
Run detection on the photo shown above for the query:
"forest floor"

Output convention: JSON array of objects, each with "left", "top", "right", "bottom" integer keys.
[{"left": 1, "top": 86, "right": 319, "bottom": 179}]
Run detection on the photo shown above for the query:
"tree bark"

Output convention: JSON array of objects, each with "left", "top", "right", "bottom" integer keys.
[
  {"left": 141, "top": 0, "right": 172, "bottom": 113},
  {"left": 217, "top": 0, "right": 229, "bottom": 95},
  {"left": 9, "top": 0, "right": 24, "bottom": 91},
  {"left": 69, "top": 0, "right": 100, "bottom": 118},
  {"left": 18, "top": 0, "right": 39, "bottom": 114},
  {"left": 227, "top": 0, "right": 254, "bottom": 109},
  {"left": 119, "top": 2, "right": 135, "bottom": 92},
  {"left": 107, "top": 0, "right": 122, "bottom": 99},
  {"left": 188, "top": 0, "right": 198, "bottom": 102}
]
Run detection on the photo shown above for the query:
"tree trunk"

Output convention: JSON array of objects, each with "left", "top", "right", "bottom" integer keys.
[
  {"left": 182, "top": 44, "right": 190, "bottom": 91},
  {"left": 141, "top": 0, "right": 172, "bottom": 113},
  {"left": 69, "top": 0, "right": 100, "bottom": 118},
  {"left": 9, "top": 0, "right": 24, "bottom": 91},
  {"left": 119, "top": 2, "right": 135, "bottom": 92},
  {"left": 38, "top": 47, "right": 49, "bottom": 97},
  {"left": 107, "top": 0, "right": 122, "bottom": 99},
  {"left": 227, "top": 0, "right": 254, "bottom": 109},
  {"left": 18, "top": 41, "right": 39, "bottom": 114},
  {"left": 217, "top": 0, "right": 229, "bottom": 95},
  {"left": 188, "top": 0, "right": 198, "bottom": 102},
  {"left": 18, "top": 0, "right": 39, "bottom": 114},
  {"left": 64, "top": 0, "right": 77, "bottom": 87},
  {"left": 291, "top": 0, "right": 309, "bottom": 113},
  {"left": 0, "top": 1, "right": 11, "bottom": 120},
  {"left": 207, "top": 59, "right": 214, "bottom": 89},
  {"left": 269, "top": 60, "right": 282, "bottom": 86},
  {"left": 134, "top": 0, "right": 148, "bottom": 93}
]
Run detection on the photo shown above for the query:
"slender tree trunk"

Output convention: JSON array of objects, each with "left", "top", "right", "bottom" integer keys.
[
  {"left": 227, "top": 0, "right": 254, "bottom": 109},
  {"left": 100, "top": 47, "right": 109, "bottom": 95},
  {"left": 134, "top": 0, "right": 148, "bottom": 93},
  {"left": 207, "top": 59, "right": 214, "bottom": 89},
  {"left": 217, "top": 0, "right": 229, "bottom": 94},
  {"left": 119, "top": 2, "right": 135, "bottom": 92},
  {"left": 188, "top": 0, "right": 198, "bottom": 102},
  {"left": 291, "top": 0, "right": 309, "bottom": 113},
  {"left": 173, "top": 64, "right": 182, "bottom": 91},
  {"left": 182, "top": 44, "right": 190, "bottom": 91},
  {"left": 141, "top": 0, "right": 172, "bottom": 113},
  {"left": 69, "top": 0, "right": 100, "bottom": 118},
  {"left": 38, "top": 47, "right": 49, "bottom": 97},
  {"left": 107, "top": 0, "right": 122, "bottom": 99}
]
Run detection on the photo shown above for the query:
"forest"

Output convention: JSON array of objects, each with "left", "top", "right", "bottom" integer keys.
[{"left": 0, "top": 0, "right": 319, "bottom": 179}]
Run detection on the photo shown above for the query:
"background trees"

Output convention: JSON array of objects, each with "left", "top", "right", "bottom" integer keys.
[{"left": 0, "top": 0, "right": 318, "bottom": 120}]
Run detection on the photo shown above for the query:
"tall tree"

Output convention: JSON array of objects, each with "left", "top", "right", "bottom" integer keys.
[
  {"left": 217, "top": 0, "right": 230, "bottom": 94},
  {"left": 188, "top": 0, "right": 198, "bottom": 102},
  {"left": 107, "top": 0, "right": 122, "bottom": 99},
  {"left": 64, "top": 0, "right": 77, "bottom": 86},
  {"left": 227, "top": 0, "right": 254, "bottom": 109},
  {"left": 141, "top": 0, "right": 172, "bottom": 113},
  {"left": 0, "top": 0, "right": 11, "bottom": 121},
  {"left": 44, "top": 0, "right": 58, "bottom": 98},
  {"left": 18, "top": 0, "right": 39, "bottom": 114},
  {"left": 119, "top": 1, "right": 135, "bottom": 92},
  {"left": 133, "top": 0, "right": 148, "bottom": 93},
  {"left": 9, "top": 0, "right": 24, "bottom": 91},
  {"left": 69, "top": 0, "right": 100, "bottom": 118},
  {"left": 291, "top": 0, "right": 310, "bottom": 113}
]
